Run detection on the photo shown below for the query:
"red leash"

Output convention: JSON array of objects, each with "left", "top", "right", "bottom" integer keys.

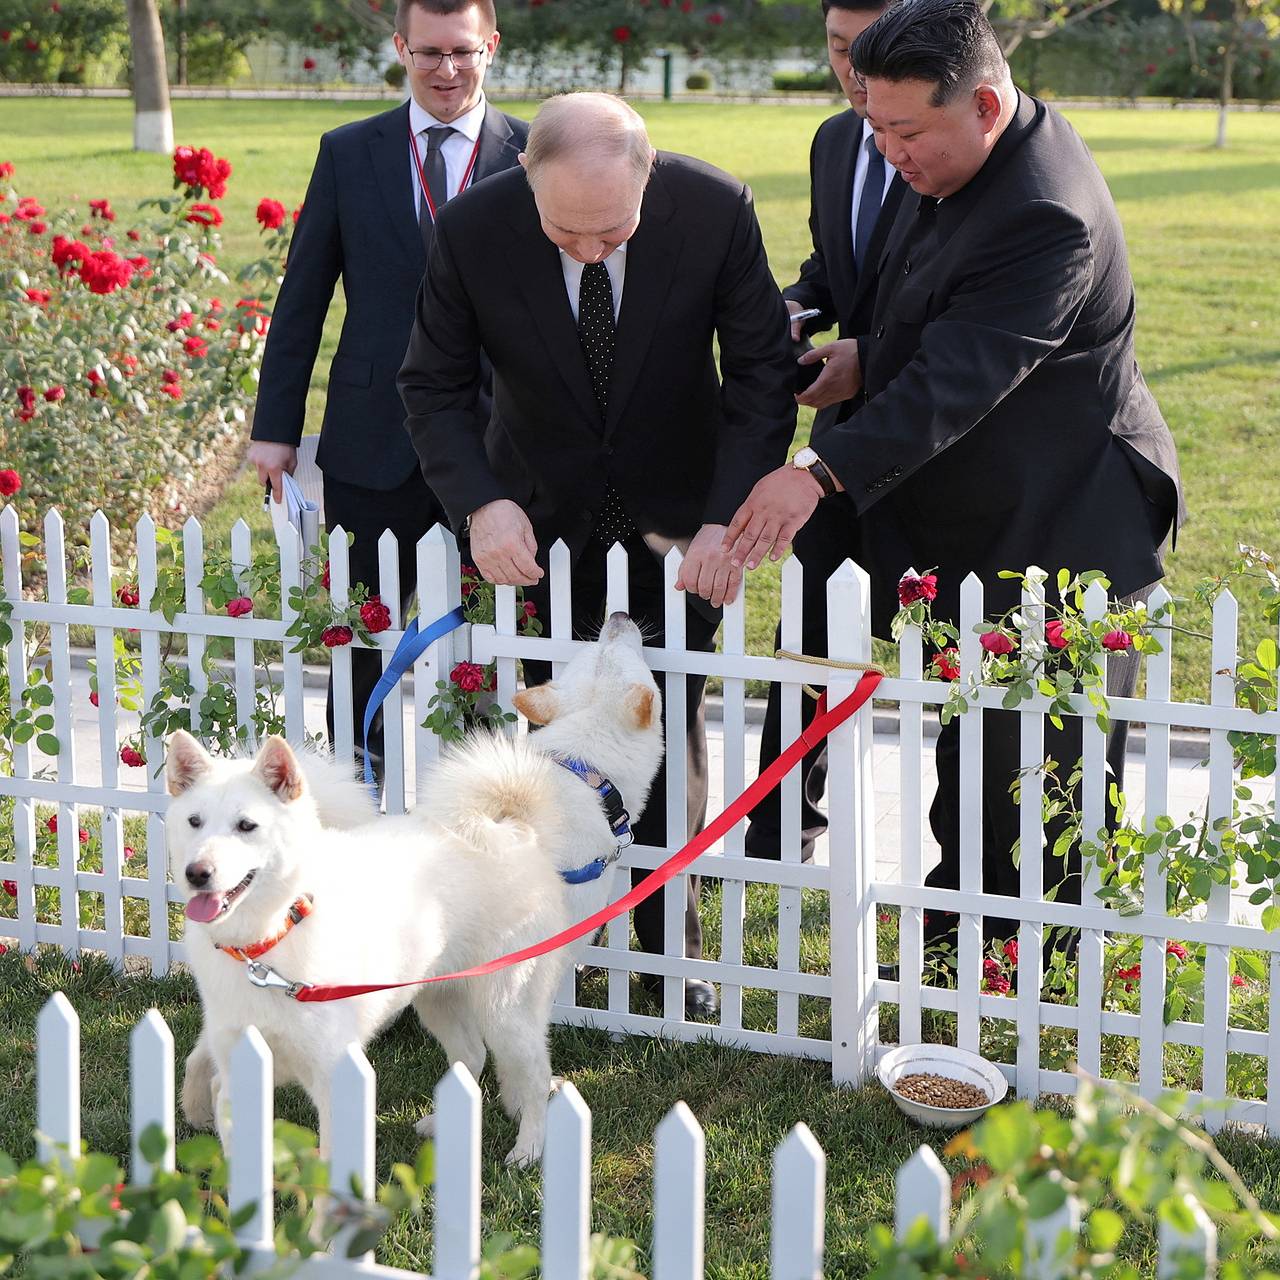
[{"left": 292, "top": 671, "right": 882, "bottom": 1002}]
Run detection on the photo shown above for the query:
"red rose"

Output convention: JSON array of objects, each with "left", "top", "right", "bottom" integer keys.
[
  {"left": 161, "top": 368, "right": 180, "bottom": 384},
  {"left": 896, "top": 571, "right": 938, "bottom": 607},
  {"left": 225, "top": 596, "right": 253, "bottom": 618},
  {"left": 1, "top": 879, "right": 15, "bottom": 896},
  {"left": 1166, "top": 941, "right": 1187, "bottom": 961},
  {"left": 256, "top": 197, "right": 287, "bottom": 230},
  {"left": 186, "top": 202, "right": 223, "bottom": 228},
  {"left": 43, "top": 385, "right": 65, "bottom": 403},
  {"left": 1044, "top": 618, "right": 1069, "bottom": 650},
  {"left": 117, "top": 583, "right": 140, "bottom": 606},
  {"left": 120, "top": 744, "right": 145, "bottom": 768},
  {"left": 1003, "top": 938, "right": 1018, "bottom": 965},
  {"left": 28, "top": 220, "right": 47, "bottom": 235},
  {"left": 523, "top": 600, "right": 538, "bottom": 618},
  {"left": 16, "top": 197, "right": 44, "bottom": 219},
  {"left": 612, "top": 24, "right": 632, "bottom": 41},
  {"left": 89, "top": 197, "right": 115, "bottom": 221},
  {"left": 983, "top": 974, "right": 1011, "bottom": 994},
  {"left": 360, "top": 596, "right": 392, "bottom": 633},
  {"left": 79, "top": 250, "right": 134, "bottom": 294},
  {"left": 1117, "top": 963, "right": 1141, "bottom": 991},
  {"left": 127, "top": 228, "right": 141, "bottom": 241},
  {"left": 121, "top": 353, "right": 139, "bottom": 375},
  {"left": 183, "top": 335, "right": 210, "bottom": 358},
  {"left": 0, "top": 162, "right": 12, "bottom": 178},
  {"left": 25, "top": 288, "right": 51, "bottom": 305},
  {"left": 46, "top": 814, "right": 57, "bottom": 833},
  {"left": 1145, "top": 62, "right": 1157, "bottom": 74},
  {"left": 166, "top": 310, "right": 194, "bottom": 332},
  {"left": 124, "top": 845, "right": 137, "bottom": 860},
  {"left": 204, "top": 318, "right": 220, "bottom": 330},
  {"left": 450, "top": 661, "right": 487, "bottom": 693},
  {"left": 89, "top": 690, "right": 99, "bottom": 706},
  {"left": 292, "top": 204, "right": 303, "bottom": 224},
  {"left": 1102, "top": 629, "right": 1132, "bottom": 652},
  {"left": 979, "top": 630, "right": 1015, "bottom": 656},
  {"left": 322, "top": 625, "right": 354, "bottom": 648},
  {"left": 208, "top": 297, "right": 223, "bottom": 312},
  {"left": 0, "top": 469, "right": 22, "bottom": 496},
  {"left": 1232, "top": 974, "right": 1247, "bottom": 988},
  {"left": 173, "top": 146, "right": 232, "bottom": 198},
  {"left": 706, "top": 11, "right": 724, "bottom": 23},
  {"left": 982, "top": 956, "right": 1001, "bottom": 978},
  {"left": 78, "top": 827, "right": 89, "bottom": 844},
  {"left": 52, "top": 234, "right": 90, "bottom": 272},
  {"left": 303, "top": 56, "right": 317, "bottom": 70},
  {"left": 321, "top": 561, "right": 331, "bottom": 590},
  {"left": 932, "top": 647, "right": 960, "bottom": 681},
  {"left": 160, "top": 381, "right": 183, "bottom": 400}
]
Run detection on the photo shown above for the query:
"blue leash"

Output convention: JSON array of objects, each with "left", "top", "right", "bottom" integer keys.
[{"left": 361, "top": 605, "right": 467, "bottom": 789}]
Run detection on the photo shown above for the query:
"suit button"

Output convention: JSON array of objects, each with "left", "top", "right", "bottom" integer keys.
[
  {"left": 875, "top": 325, "right": 885, "bottom": 339},
  {"left": 603, "top": 445, "right": 614, "bottom": 457},
  {"left": 581, "top": 509, "right": 594, "bottom": 523},
  {"left": 903, "top": 259, "right": 911, "bottom": 275},
  {"left": 892, "top": 465, "right": 903, "bottom": 476}
]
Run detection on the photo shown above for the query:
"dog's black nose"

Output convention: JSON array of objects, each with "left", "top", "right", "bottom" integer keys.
[{"left": 185, "top": 860, "right": 214, "bottom": 889}]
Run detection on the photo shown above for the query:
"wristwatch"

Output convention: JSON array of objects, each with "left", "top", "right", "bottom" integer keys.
[{"left": 792, "top": 446, "right": 838, "bottom": 498}]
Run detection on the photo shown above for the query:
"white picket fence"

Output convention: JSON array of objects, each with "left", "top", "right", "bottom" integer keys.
[
  {"left": 2, "top": 507, "right": 1279, "bottom": 1133},
  {"left": 33, "top": 993, "right": 1221, "bottom": 1278}
]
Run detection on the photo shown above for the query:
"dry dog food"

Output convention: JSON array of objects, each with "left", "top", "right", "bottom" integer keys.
[{"left": 893, "top": 1072, "right": 990, "bottom": 1110}]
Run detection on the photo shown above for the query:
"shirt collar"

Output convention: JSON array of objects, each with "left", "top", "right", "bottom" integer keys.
[
  {"left": 408, "top": 92, "right": 487, "bottom": 143},
  {"left": 559, "top": 242, "right": 629, "bottom": 267}
]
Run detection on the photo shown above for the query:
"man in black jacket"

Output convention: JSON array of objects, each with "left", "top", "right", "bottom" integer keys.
[
  {"left": 248, "top": 0, "right": 527, "bottom": 780},
  {"left": 398, "top": 92, "right": 797, "bottom": 1018},
  {"left": 725, "top": 0, "right": 1183, "bottom": 947},
  {"left": 744, "top": 0, "right": 908, "bottom": 863}
]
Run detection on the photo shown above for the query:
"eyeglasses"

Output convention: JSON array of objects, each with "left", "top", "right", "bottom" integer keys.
[{"left": 405, "top": 46, "right": 487, "bottom": 71}]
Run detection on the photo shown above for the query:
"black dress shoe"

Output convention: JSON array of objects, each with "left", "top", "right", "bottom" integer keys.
[{"left": 684, "top": 979, "right": 718, "bottom": 1021}]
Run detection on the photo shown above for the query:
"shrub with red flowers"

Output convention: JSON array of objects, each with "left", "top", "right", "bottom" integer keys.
[{"left": 0, "top": 155, "right": 287, "bottom": 543}]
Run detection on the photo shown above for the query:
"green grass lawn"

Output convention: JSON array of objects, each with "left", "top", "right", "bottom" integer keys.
[{"left": 2, "top": 98, "right": 1277, "bottom": 699}]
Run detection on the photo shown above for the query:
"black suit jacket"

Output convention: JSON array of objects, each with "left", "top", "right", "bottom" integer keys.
[
  {"left": 817, "top": 92, "right": 1185, "bottom": 633},
  {"left": 785, "top": 108, "right": 906, "bottom": 444},
  {"left": 397, "top": 152, "right": 797, "bottom": 556},
  {"left": 251, "top": 101, "right": 528, "bottom": 492}
]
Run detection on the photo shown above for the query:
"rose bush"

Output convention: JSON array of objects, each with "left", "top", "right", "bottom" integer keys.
[{"left": 0, "top": 152, "right": 288, "bottom": 545}]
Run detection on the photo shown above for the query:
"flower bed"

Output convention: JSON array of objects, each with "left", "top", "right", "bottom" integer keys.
[{"left": 0, "top": 147, "right": 291, "bottom": 547}]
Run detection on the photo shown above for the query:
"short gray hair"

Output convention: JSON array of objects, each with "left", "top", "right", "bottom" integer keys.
[{"left": 524, "top": 93, "right": 655, "bottom": 191}]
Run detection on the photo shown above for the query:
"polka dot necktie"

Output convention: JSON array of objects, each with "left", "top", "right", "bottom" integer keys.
[
  {"left": 578, "top": 260, "right": 636, "bottom": 545},
  {"left": 418, "top": 126, "right": 456, "bottom": 253}
]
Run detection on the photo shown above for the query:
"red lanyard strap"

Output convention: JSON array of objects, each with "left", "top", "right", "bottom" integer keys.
[
  {"left": 294, "top": 671, "right": 882, "bottom": 1002},
  {"left": 409, "top": 116, "right": 483, "bottom": 225}
]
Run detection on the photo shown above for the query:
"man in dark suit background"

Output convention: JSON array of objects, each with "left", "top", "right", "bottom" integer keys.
[
  {"left": 247, "top": 0, "right": 527, "bottom": 779},
  {"left": 744, "top": 0, "right": 908, "bottom": 864},
  {"left": 399, "top": 92, "right": 797, "bottom": 1018},
  {"left": 724, "top": 0, "right": 1183, "bottom": 947}
]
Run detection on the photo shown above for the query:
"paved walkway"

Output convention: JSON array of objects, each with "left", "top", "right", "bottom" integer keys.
[{"left": 46, "top": 665, "right": 1274, "bottom": 927}]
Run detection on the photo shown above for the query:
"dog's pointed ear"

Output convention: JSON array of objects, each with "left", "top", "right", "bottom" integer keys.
[
  {"left": 512, "top": 684, "right": 558, "bottom": 726},
  {"left": 626, "top": 684, "right": 656, "bottom": 731},
  {"left": 253, "top": 736, "right": 306, "bottom": 803},
  {"left": 166, "top": 730, "right": 213, "bottom": 796}
]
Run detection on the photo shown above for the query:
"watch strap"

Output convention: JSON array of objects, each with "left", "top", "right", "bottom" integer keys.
[{"left": 801, "top": 454, "right": 838, "bottom": 499}]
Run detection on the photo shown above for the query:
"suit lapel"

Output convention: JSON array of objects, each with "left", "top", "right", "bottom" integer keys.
[
  {"left": 603, "top": 169, "right": 680, "bottom": 441},
  {"left": 504, "top": 212, "right": 602, "bottom": 431},
  {"left": 369, "top": 102, "right": 425, "bottom": 266},
  {"left": 473, "top": 104, "right": 519, "bottom": 183}
]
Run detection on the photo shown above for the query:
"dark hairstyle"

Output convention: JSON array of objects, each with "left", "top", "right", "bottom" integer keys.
[
  {"left": 395, "top": 0, "right": 498, "bottom": 37},
  {"left": 850, "top": 0, "right": 1006, "bottom": 105},
  {"left": 821, "top": 0, "right": 891, "bottom": 17}
]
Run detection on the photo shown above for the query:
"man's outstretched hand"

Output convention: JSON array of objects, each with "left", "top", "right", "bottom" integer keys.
[
  {"left": 469, "top": 499, "right": 544, "bottom": 586},
  {"left": 721, "top": 467, "right": 824, "bottom": 570},
  {"left": 674, "top": 522, "right": 742, "bottom": 607}
]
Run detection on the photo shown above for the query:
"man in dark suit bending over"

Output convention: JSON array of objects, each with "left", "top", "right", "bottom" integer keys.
[
  {"left": 744, "top": 0, "right": 908, "bottom": 864},
  {"left": 248, "top": 0, "right": 527, "bottom": 781},
  {"left": 725, "top": 0, "right": 1183, "bottom": 948},
  {"left": 398, "top": 92, "right": 797, "bottom": 1019}
]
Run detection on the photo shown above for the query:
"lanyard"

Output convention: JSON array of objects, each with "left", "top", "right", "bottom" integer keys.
[{"left": 409, "top": 116, "right": 483, "bottom": 224}]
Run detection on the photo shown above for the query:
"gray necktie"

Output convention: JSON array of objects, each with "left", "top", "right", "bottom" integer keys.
[
  {"left": 418, "top": 126, "right": 456, "bottom": 250},
  {"left": 854, "top": 132, "right": 886, "bottom": 273}
]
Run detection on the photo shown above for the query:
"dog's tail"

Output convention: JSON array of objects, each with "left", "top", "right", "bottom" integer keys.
[
  {"left": 415, "top": 733, "right": 557, "bottom": 850},
  {"left": 297, "top": 746, "right": 379, "bottom": 830}
]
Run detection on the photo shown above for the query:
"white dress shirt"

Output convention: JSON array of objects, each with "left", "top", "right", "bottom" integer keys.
[
  {"left": 408, "top": 94, "right": 487, "bottom": 214},
  {"left": 560, "top": 244, "right": 627, "bottom": 323},
  {"left": 849, "top": 116, "right": 898, "bottom": 258}
]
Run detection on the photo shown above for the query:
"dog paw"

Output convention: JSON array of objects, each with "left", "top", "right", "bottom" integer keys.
[
  {"left": 504, "top": 1142, "right": 542, "bottom": 1169},
  {"left": 414, "top": 1114, "right": 436, "bottom": 1139},
  {"left": 181, "top": 1077, "right": 215, "bottom": 1130}
]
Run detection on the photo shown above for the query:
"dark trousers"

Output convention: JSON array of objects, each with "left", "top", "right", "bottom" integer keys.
[
  {"left": 924, "top": 596, "right": 1148, "bottom": 952},
  {"left": 523, "top": 531, "right": 718, "bottom": 959},
  {"left": 745, "top": 496, "right": 860, "bottom": 861},
  {"left": 322, "top": 468, "right": 447, "bottom": 780}
]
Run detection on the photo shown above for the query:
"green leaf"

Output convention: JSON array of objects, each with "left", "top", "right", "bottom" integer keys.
[
  {"left": 35, "top": 734, "right": 59, "bottom": 756},
  {"left": 138, "top": 1123, "right": 169, "bottom": 1165},
  {"left": 1088, "top": 1207, "right": 1125, "bottom": 1251}
]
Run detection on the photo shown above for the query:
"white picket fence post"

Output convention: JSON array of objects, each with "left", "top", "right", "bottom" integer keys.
[
  {"left": 36, "top": 991, "right": 79, "bottom": 1168},
  {"left": 543, "top": 1082, "right": 592, "bottom": 1280},
  {"left": 434, "top": 1063, "right": 481, "bottom": 1280},
  {"left": 654, "top": 1101, "right": 705, "bottom": 1279},
  {"left": 129, "top": 1008, "right": 174, "bottom": 1184},
  {"left": 771, "top": 1123, "right": 824, "bottom": 1280}
]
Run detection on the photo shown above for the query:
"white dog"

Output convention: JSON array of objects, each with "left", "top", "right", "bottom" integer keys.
[{"left": 167, "top": 613, "right": 663, "bottom": 1166}]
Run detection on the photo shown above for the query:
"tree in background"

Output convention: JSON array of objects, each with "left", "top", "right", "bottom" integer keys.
[{"left": 125, "top": 0, "right": 173, "bottom": 153}]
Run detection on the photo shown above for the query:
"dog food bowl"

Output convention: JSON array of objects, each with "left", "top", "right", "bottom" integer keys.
[{"left": 877, "top": 1043, "right": 1009, "bottom": 1129}]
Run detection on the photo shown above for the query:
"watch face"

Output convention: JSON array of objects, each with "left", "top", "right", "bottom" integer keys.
[{"left": 793, "top": 446, "right": 817, "bottom": 468}]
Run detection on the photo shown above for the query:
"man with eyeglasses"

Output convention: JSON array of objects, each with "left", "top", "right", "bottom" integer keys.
[
  {"left": 743, "top": 0, "right": 907, "bottom": 868},
  {"left": 248, "top": 0, "right": 527, "bottom": 785}
]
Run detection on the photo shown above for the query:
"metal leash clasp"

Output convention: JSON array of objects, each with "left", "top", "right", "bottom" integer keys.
[{"left": 245, "top": 958, "right": 312, "bottom": 999}]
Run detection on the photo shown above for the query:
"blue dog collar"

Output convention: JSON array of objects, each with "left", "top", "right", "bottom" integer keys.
[{"left": 553, "top": 756, "right": 633, "bottom": 885}]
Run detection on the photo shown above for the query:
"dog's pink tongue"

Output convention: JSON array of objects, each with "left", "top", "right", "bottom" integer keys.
[{"left": 185, "top": 892, "right": 226, "bottom": 923}]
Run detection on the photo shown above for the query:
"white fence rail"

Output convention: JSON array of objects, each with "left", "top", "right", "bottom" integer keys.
[
  {"left": 33, "top": 995, "right": 1222, "bottom": 1278},
  {"left": 2, "top": 510, "right": 1279, "bottom": 1131}
]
